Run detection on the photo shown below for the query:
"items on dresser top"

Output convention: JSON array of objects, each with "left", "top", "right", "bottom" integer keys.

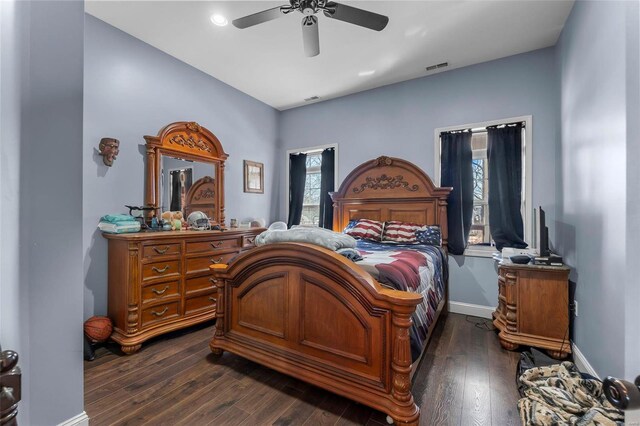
[
  {"left": 102, "top": 228, "right": 264, "bottom": 354},
  {"left": 98, "top": 214, "right": 141, "bottom": 234}
]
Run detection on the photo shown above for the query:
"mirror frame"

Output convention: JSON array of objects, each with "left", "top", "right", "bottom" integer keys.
[{"left": 143, "top": 121, "right": 228, "bottom": 226}]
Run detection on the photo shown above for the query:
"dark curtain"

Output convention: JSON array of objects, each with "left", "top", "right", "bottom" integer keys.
[
  {"left": 170, "top": 170, "right": 181, "bottom": 211},
  {"left": 440, "top": 131, "right": 473, "bottom": 255},
  {"left": 487, "top": 124, "right": 527, "bottom": 251},
  {"left": 287, "top": 153, "right": 307, "bottom": 228},
  {"left": 318, "top": 148, "right": 335, "bottom": 229}
]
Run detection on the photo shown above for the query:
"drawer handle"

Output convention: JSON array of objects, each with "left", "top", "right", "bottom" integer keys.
[
  {"left": 151, "top": 307, "right": 169, "bottom": 317},
  {"left": 208, "top": 297, "right": 216, "bottom": 303},
  {"left": 151, "top": 285, "right": 170, "bottom": 295},
  {"left": 153, "top": 246, "right": 171, "bottom": 254},
  {"left": 209, "top": 278, "right": 218, "bottom": 285},
  {"left": 210, "top": 241, "right": 223, "bottom": 248},
  {"left": 246, "top": 238, "right": 255, "bottom": 244},
  {"left": 210, "top": 257, "right": 223, "bottom": 264},
  {"left": 152, "top": 265, "right": 170, "bottom": 274}
]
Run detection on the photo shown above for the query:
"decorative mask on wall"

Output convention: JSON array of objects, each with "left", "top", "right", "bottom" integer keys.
[{"left": 98, "top": 138, "right": 120, "bottom": 167}]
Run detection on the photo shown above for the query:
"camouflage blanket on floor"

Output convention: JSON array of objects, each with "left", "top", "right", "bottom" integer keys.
[{"left": 518, "top": 361, "right": 624, "bottom": 425}]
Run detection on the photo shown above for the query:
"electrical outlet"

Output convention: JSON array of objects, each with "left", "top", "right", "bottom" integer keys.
[{"left": 574, "top": 300, "right": 579, "bottom": 317}]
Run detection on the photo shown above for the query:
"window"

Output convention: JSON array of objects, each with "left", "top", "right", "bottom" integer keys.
[
  {"left": 301, "top": 152, "right": 322, "bottom": 225},
  {"left": 434, "top": 116, "right": 532, "bottom": 256},
  {"left": 287, "top": 144, "right": 338, "bottom": 227},
  {"left": 470, "top": 132, "right": 490, "bottom": 245}
]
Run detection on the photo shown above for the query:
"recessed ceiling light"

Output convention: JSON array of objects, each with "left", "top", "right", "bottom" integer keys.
[
  {"left": 210, "top": 14, "right": 228, "bottom": 27},
  {"left": 358, "top": 70, "right": 376, "bottom": 77}
]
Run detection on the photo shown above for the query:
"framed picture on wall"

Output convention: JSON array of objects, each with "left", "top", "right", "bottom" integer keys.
[{"left": 243, "top": 160, "right": 264, "bottom": 194}]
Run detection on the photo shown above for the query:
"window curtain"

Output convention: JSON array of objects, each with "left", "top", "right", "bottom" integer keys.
[
  {"left": 487, "top": 123, "right": 527, "bottom": 251},
  {"left": 287, "top": 153, "right": 307, "bottom": 228},
  {"left": 440, "top": 131, "right": 473, "bottom": 255},
  {"left": 318, "top": 148, "right": 335, "bottom": 229}
]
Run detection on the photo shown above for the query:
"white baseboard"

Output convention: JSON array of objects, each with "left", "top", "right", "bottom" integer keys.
[
  {"left": 572, "top": 343, "right": 600, "bottom": 379},
  {"left": 57, "top": 411, "right": 89, "bottom": 426},
  {"left": 448, "top": 301, "right": 495, "bottom": 319}
]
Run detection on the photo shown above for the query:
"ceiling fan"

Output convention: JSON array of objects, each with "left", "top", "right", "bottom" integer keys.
[{"left": 232, "top": 0, "right": 389, "bottom": 57}]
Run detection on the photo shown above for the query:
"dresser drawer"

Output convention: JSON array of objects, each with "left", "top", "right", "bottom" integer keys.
[
  {"left": 141, "top": 301, "right": 180, "bottom": 327},
  {"left": 142, "top": 259, "right": 181, "bottom": 282},
  {"left": 185, "top": 275, "right": 216, "bottom": 295},
  {"left": 186, "top": 252, "right": 238, "bottom": 274},
  {"left": 242, "top": 235, "right": 257, "bottom": 248},
  {"left": 186, "top": 238, "right": 239, "bottom": 254},
  {"left": 185, "top": 291, "right": 217, "bottom": 316},
  {"left": 142, "top": 242, "right": 181, "bottom": 259},
  {"left": 142, "top": 280, "right": 180, "bottom": 304}
]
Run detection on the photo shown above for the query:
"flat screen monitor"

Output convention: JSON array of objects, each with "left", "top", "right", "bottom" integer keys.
[{"left": 536, "top": 206, "right": 550, "bottom": 256}]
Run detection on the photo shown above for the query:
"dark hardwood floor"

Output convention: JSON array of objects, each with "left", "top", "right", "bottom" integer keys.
[{"left": 85, "top": 313, "right": 522, "bottom": 425}]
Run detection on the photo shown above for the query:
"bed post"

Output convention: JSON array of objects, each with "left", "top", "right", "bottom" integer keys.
[
  {"left": 209, "top": 268, "right": 227, "bottom": 355},
  {"left": 389, "top": 307, "right": 420, "bottom": 425}
]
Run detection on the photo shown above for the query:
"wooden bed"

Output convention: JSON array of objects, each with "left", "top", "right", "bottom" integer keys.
[{"left": 208, "top": 156, "right": 452, "bottom": 425}]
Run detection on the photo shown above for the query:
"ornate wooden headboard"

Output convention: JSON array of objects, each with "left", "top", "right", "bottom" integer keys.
[{"left": 331, "top": 156, "right": 453, "bottom": 249}]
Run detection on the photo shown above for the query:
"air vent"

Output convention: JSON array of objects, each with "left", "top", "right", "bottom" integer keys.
[
  {"left": 304, "top": 96, "right": 320, "bottom": 102},
  {"left": 426, "top": 62, "right": 449, "bottom": 71}
]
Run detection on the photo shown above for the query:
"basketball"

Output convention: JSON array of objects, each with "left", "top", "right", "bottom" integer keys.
[{"left": 84, "top": 316, "right": 113, "bottom": 343}]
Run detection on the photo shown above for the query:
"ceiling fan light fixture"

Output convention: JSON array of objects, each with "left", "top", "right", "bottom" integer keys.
[{"left": 210, "top": 14, "right": 228, "bottom": 27}]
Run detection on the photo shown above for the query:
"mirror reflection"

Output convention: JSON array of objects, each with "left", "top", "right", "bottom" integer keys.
[{"left": 160, "top": 155, "right": 216, "bottom": 218}]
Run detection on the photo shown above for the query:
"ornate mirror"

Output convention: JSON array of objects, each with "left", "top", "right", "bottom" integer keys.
[{"left": 144, "top": 121, "right": 227, "bottom": 226}]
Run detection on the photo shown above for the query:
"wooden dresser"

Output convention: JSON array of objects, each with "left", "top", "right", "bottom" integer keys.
[
  {"left": 492, "top": 262, "right": 571, "bottom": 359},
  {"left": 103, "top": 228, "right": 264, "bottom": 354}
]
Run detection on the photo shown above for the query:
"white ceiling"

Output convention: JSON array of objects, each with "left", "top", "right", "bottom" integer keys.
[{"left": 86, "top": 0, "right": 574, "bottom": 111}]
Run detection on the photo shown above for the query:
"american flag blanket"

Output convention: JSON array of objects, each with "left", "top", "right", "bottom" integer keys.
[{"left": 354, "top": 240, "right": 448, "bottom": 361}]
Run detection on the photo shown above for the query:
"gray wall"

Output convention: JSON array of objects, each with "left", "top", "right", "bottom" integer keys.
[
  {"left": 1, "top": 1, "right": 85, "bottom": 424},
  {"left": 83, "top": 15, "right": 280, "bottom": 318},
  {"left": 279, "top": 48, "right": 560, "bottom": 308},
  {"left": 556, "top": 0, "right": 639, "bottom": 380}
]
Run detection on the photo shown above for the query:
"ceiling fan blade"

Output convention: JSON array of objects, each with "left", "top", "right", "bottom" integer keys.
[
  {"left": 323, "top": 2, "right": 389, "bottom": 31},
  {"left": 232, "top": 6, "right": 287, "bottom": 29},
  {"left": 302, "top": 16, "right": 319, "bottom": 57}
]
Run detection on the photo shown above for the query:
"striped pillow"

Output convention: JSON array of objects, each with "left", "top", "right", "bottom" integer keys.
[
  {"left": 382, "top": 221, "right": 424, "bottom": 244},
  {"left": 344, "top": 219, "right": 384, "bottom": 241}
]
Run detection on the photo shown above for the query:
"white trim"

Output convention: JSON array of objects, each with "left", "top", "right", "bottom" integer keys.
[
  {"left": 433, "top": 115, "right": 534, "bottom": 250},
  {"left": 572, "top": 343, "right": 600, "bottom": 379},
  {"left": 448, "top": 301, "right": 495, "bottom": 319},
  {"left": 57, "top": 412, "right": 89, "bottom": 426},
  {"left": 285, "top": 143, "right": 339, "bottom": 223}
]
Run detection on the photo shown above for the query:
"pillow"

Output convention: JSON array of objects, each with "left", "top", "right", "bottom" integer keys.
[
  {"left": 344, "top": 218, "right": 384, "bottom": 241},
  {"left": 382, "top": 221, "right": 424, "bottom": 244},
  {"left": 415, "top": 225, "right": 442, "bottom": 246}
]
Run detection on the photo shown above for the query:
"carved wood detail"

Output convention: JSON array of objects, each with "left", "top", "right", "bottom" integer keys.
[{"left": 352, "top": 174, "right": 419, "bottom": 194}]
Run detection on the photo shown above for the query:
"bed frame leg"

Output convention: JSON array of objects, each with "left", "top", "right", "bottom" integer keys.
[
  {"left": 209, "top": 276, "right": 225, "bottom": 355},
  {"left": 389, "top": 310, "right": 420, "bottom": 425}
]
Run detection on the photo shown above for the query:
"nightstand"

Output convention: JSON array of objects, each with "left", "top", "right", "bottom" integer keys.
[{"left": 492, "top": 262, "right": 571, "bottom": 359}]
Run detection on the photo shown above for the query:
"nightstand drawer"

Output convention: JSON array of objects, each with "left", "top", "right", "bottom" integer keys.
[
  {"left": 186, "top": 252, "right": 238, "bottom": 274},
  {"left": 141, "top": 302, "right": 180, "bottom": 327},
  {"left": 185, "top": 292, "right": 217, "bottom": 316},
  {"left": 186, "top": 238, "right": 239, "bottom": 254},
  {"left": 142, "top": 243, "right": 181, "bottom": 259},
  {"left": 142, "top": 280, "right": 180, "bottom": 304},
  {"left": 142, "top": 259, "right": 181, "bottom": 282}
]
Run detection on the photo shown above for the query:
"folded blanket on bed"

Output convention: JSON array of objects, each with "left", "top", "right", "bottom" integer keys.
[{"left": 255, "top": 225, "right": 356, "bottom": 251}]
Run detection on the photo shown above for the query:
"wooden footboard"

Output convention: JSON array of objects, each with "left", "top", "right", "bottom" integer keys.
[{"left": 209, "top": 243, "right": 423, "bottom": 425}]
